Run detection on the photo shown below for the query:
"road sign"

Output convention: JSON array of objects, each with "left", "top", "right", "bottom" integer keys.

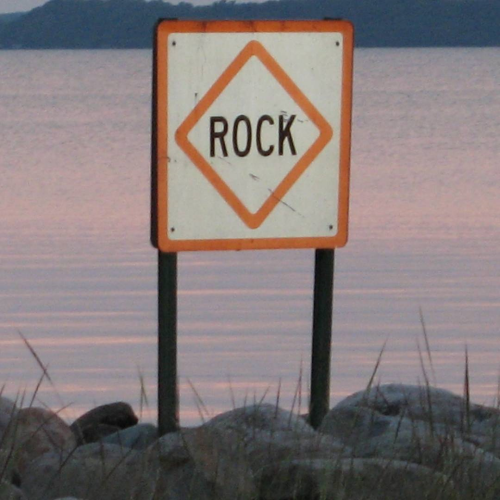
[{"left": 152, "top": 20, "right": 353, "bottom": 252}]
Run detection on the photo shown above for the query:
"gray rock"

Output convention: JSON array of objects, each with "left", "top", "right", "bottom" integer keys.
[
  {"left": 182, "top": 426, "right": 257, "bottom": 500},
  {"left": 0, "top": 396, "right": 17, "bottom": 416},
  {"left": 22, "top": 435, "right": 213, "bottom": 500},
  {"left": 145, "top": 440, "right": 215, "bottom": 500},
  {"left": 205, "top": 402, "right": 323, "bottom": 469},
  {"left": 0, "top": 411, "right": 12, "bottom": 445},
  {"left": 207, "top": 403, "right": 316, "bottom": 437},
  {"left": 319, "top": 404, "right": 396, "bottom": 447},
  {"left": 179, "top": 404, "right": 350, "bottom": 499},
  {"left": 205, "top": 403, "right": 347, "bottom": 473},
  {"left": 334, "top": 383, "right": 500, "bottom": 434},
  {"left": 0, "top": 396, "right": 18, "bottom": 445},
  {"left": 70, "top": 402, "right": 138, "bottom": 445},
  {"left": 321, "top": 395, "right": 500, "bottom": 499},
  {"left": 0, "top": 481, "right": 26, "bottom": 500},
  {"left": 0, "top": 449, "right": 18, "bottom": 488},
  {"left": 150, "top": 414, "right": 346, "bottom": 500},
  {"left": 259, "top": 457, "right": 459, "bottom": 500},
  {"left": 101, "top": 423, "right": 158, "bottom": 450},
  {"left": 152, "top": 429, "right": 191, "bottom": 467},
  {"left": 2, "top": 407, "right": 76, "bottom": 474},
  {"left": 20, "top": 444, "right": 149, "bottom": 500}
]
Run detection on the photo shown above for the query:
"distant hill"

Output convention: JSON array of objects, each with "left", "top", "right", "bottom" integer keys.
[
  {"left": 0, "top": 12, "right": 24, "bottom": 26},
  {"left": 0, "top": 0, "right": 499, "bottom": 49}
]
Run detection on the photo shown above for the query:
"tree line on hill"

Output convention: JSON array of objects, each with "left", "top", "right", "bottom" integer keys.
[{"left": 0, "top": 0, "right": 498, "bottom": 49}]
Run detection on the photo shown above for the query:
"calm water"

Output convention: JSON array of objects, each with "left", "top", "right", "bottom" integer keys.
[{"left": 0, "top": 48, "right": 499, "bottom": 424}]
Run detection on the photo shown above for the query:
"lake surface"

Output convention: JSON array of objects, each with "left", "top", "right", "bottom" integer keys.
[{"left": 0, "top": 48, "right": 499, "bottom": 424}]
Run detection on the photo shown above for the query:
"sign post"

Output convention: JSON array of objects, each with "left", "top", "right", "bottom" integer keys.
[
  {"left": 310, "top": 248, "right": 335, "bottom": 429},
  {"left": 157, "top": 251, "right": 178, "bottom": 435},
  {"left": 152, "top": 20, "right": 353, "bottom": 432}
]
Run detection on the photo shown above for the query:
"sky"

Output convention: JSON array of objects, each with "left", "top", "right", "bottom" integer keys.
[{"left": 0, "top": 0, "right": 267, "bottom": 14}]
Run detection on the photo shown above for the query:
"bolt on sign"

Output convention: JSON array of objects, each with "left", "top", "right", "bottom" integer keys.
[{"left": 151, "top": 20, "right": 354, "bottom": 252}]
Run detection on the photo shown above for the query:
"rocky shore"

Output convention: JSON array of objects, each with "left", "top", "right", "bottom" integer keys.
[{"left": 1, "top": 384, "right": 499, "bottom": 499}]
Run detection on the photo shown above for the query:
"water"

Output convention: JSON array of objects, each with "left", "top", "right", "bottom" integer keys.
[{"left": 0, "top": 48, "right": 499, "bottom": 424}]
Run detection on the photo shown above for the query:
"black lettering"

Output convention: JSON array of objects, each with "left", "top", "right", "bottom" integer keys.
[
  {"left": 210, "top": 116, "right": 228, "bottom": 157},
  {"left": 279, "top": 115, "right": 297, "bottom": 156},
  {"left": 256, "top": 115, "right": 275, "bottom": 157},
  {"left": 232, "top": 115, "right": 252, "bottom": 157}
]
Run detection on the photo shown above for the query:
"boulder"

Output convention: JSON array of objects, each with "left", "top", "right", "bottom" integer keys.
[
  {"left": 467, "top": 405, "right": 500, "bottom": 459},
  {"left": 152, "top": 429, "right": 191, "bottom": 468},
  {"left": 2, "top": 407, "right": 76, "bottom": 474},
  {"left": 258, "top": 457, "right": 459, "bottom": 500},
  {"left": 182, "top": 426, "right": 256, "bottom": 500},
  {"left": 321, "top": 387, "right": 500, "bottom": 499},
  {"left": 70, "top": 402, "right": 138, "bottom": 445},
  {"left": 145, "top": 438, "right": 215, "bottom": 500},
  {"left": 0, "top": 396, "right": 17, "bottom": 443},
  {"left": 205, "top": 403, "right": 347, "bottom": 469},
  {"left": 101, "top": 423, "right": 158, "bottom": 450},
  {"left": 0, "top": 481, "right": 26, "bottom": 499},
  {"left": 22, "top": 435, "right": 212, "bottom": 500},
  {"left": 0, "top": 410, "right": 12, "bottom": 444},
  {"left": 333, "top": 383, "right": 500, "bottom": 435},
  {"left": 181, "top": 404, "right": 349, "bottom": 499},
  {"left": 207, "top": 403, "right": 316, "bottom": 437},
  {"left": 0, "top": 396, "right": 17, "bottom": 416},
  {"left": 0, "top": 449, "right": 19, "bottom": 488},
  {"left": 21, "top": 444, "right": 146, "bottom": 500},
  {"left": 325, "top": 384, "right": 500, "bottom": 461}
]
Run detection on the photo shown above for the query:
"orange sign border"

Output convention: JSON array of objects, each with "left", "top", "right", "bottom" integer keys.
[{"left": 152, "top": 20, "right": 354, "bottom": 252}]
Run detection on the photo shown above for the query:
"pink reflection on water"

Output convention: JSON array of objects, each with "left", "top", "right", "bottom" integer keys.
[{"left": 0, "top": 49, "right": 499, "bottom": 425}]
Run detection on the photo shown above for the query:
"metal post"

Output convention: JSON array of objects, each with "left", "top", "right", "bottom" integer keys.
[
  {"left": 309, "top": 248, "right": 335, "bottom": 429},
  {"left": 158, "top": 250, "right": 179, "bottom": 435}
]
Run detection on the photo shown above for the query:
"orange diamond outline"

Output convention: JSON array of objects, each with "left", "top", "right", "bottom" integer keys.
[{"left": 175, "top": 40, "right": 333, "bottom": 230}]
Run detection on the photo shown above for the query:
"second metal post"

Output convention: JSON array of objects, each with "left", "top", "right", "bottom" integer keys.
[
  {"left": 309, "top": 248, "right": 335, "bottom": 429},
  {"left": 158, "top": 250, "right": 179, "bottom": 436}
]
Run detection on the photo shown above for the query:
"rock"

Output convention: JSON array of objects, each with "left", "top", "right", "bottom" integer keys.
[
  {"left": 146, "top": 438, "right": 215, "bottom": 500},
  {"left": 321, "top": 388, "right": 500, "bottom": 499},
  {"left": 206, "top": 403, "right": 347, "bottom": 467},
  {"left": 74, "top": 422, "right": 122, "bottom": 444},
  {"left": 3, "top": 407, "right": 76, "bottom": 474},
  {"left": 0, "top": 410, "right": 12, "bottom": 443},
  {"left": 0, "top": 481, "right": 26, "bottom": 499},
  {"left": 325, "top": 383, "right": 500, "bottom": 461},
  {"left": 0, "top": 396, "right": 17, "bottom": 416},
  {"left": 207, "top": 403, "right": 315, "bottom": 437},
  {"left": 152, "top": 429, "right": 191, "bottom": 467},
  {"left": 178, "top": 404, "right": 350, "bottom": 499},
  {"left": 0, "top": 396, "right": 17, "bottom": 443},
  {"left": 319, "top": 405, "right": 395, "bottom": 447},
  {"left": 145, "top": 428, "right": 246, "bottom": 499},
  {"left": 9, "top": 394, "right": 500, "bottom": 500},
  {"left": 334, "top": 383, "right": 500, "bottom": 435},
  {"left": 70, "top": 402, "right": 138, "bottom": 445},
  {"left": 21, "top": 444, "right": 147, "bottom": 500},
  {"left": 101, "top": 423, "right": 158, "bottom": 450},
  {"left": 259, "top": 457, "right": 459, "bottom": 500},
  {"left": 22, "top": 436, "right": 212, "bottom": 500},
  {"left": 0, "top": 449, "right": 19, "bottom": 488},
  {"left": 467, "top": 405, "right": 500, "bottom": 459},
  {"left": 182, "top": 426, "right": 257, "bottom": 500}
]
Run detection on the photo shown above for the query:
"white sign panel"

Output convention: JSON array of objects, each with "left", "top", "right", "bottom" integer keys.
[{"left": 152, "top": 20, "right": 353, "bottom": 252}]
